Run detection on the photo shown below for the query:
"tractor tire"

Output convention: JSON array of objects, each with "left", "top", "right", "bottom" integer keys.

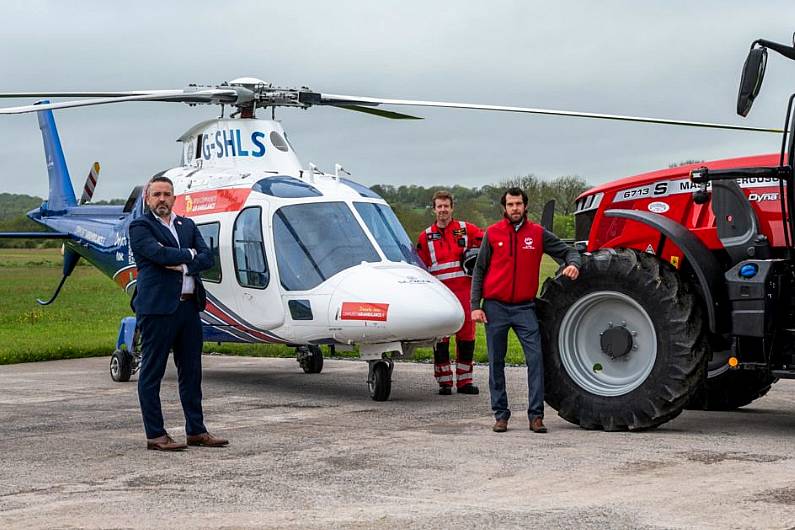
[
  {"left": 686, "top": 351, "right": 777, "bottom": 410},
  {"left": 538, "top": 248, "right": 706, "bottom": 431}
]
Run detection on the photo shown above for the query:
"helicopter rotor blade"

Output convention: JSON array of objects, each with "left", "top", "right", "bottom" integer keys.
[
  {"left": 0, "top": 91, "right": 169, "bottom": 98},
  {"left": 336, "top": 104, "right": 423, "bottom": 120},
  {"left": 317, "top": 93, "right": 784, "bottom": 133},
  {"left": 0, "top": 83, "right": 782, "bottom": 133},
  {"left": 0, "top": 88, "right": 243, "bottom": 115}
]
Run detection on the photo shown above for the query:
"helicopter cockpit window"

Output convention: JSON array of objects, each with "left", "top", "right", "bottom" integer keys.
[
  {"left": 340, "top": 178, "right": 382, "bottom": 199},
  {"left": 269, "top": 131, "right": 290, "bottom": 152},
  {"left": 233, "top": 207, "right": 269, "bottom": 289},
  {"left": 196, "top": 222, "right": 222, "bottom": 283},
  {"left": 273, "top": 202, "right": 380, "bottom": 291},
  {"left": 253, "top": 176, "right": 322, "bottom": 198},
  {"left": 354, "top": 202, "right": 424, "bottom": 267}
]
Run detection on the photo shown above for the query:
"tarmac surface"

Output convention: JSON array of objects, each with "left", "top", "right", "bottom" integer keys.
[{"left": 0, "top": 355, "right": 794, "bottom": 529}]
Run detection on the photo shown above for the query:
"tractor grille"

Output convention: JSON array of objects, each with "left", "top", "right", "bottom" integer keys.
[{"left": 574, "top": 192, "right": 603, "bottom": 243}]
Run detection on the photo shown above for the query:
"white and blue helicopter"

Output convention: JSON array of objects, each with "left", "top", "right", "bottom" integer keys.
[{"left": 0, "top": 78, "right": 776, "bottom": 400}]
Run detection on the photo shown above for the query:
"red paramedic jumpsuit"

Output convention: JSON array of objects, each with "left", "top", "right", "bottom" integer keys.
[{"left": 417, "top": 219, "right": 484, "bottom": 389}]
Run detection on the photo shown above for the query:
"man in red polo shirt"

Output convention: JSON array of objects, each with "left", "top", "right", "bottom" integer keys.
[
  {"left": 471, "top": 187, "right": 580, "bottom": 433},
  {"left": 417, "top": 190, "right": 484, "bottom": 395}
]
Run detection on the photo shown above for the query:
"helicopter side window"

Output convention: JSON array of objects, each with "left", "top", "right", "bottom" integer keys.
[
  {"left": 269, "top": 131, "right": 290, "bottom": 152},
  {"left": 253, "top": 176, "right": 322, "bottom": 198},
  {"left": 194, "top": 135, "right": 203, "bottom": 160},
  {"left": 341, "top": 178, "right": 382, "bottom": 199},
  {"left": 273, "top": 202, "right": 380, "bottom": 291},
  {"left": 354, "top": 202, "right": 424, "bottom": 267},
  {"left": 196, "top": 222, "right": 222, "bottom": 283},
  {"left": 233, "top": 207, "right": 269, "bottom": 289}
]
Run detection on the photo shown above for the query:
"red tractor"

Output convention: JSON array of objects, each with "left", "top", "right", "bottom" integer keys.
[{"left": 538, "top": 36, "right": 795, "bottom": 430}]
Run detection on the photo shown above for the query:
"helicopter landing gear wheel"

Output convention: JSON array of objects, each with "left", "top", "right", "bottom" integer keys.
[
  {"left": 110, "top": 349, "right": 133, "bottom": 382},
  {"left": 296, "top": 345, "right": 324, "bottom": 374},
  {"left": 368, "top": 359, "right": 393, "bottom": 401}
]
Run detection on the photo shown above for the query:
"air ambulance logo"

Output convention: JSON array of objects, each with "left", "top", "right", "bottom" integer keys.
[
  {"left": 340, "top": 302, "right": 389, "bottom": 321},
  {"left": 522, "top": 237, "right": 535, "bottom": 250},
  {"left": 174, "top": 190, "right": 230, "bottom": 216}
]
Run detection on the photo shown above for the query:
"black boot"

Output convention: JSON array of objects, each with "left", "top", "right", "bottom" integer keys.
[
  {"left": 457, "top": 384, "right": 479, "bottom": 395},
  {"left": 438, "top": 386, "right": 452, "bottom": 395}
]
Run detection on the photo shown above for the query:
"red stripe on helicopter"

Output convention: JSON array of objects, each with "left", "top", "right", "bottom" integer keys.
[
  {"left": 204, "top": 300, "right": 282, "bottom": 343},
  {"left": 173, "top": 188, "right": 252, "bottom": 217},
  {"left": 340, "top": 302, "right": 389, "bottom": 321},
  {"left": 113, "top": 265, "right": 137, "bottom": 290}
]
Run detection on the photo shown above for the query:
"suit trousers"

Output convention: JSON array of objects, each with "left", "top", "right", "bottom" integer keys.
[{"left": 137, "top": 300, "right": 206, "bottom": 439}]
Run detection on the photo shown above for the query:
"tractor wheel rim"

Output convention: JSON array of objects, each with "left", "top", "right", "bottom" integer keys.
[
  {"left": 110, "top": 356, "right": 120, "bottom": 377},
  {"left": 559, "top": 290, "right": 657, "bottom": 397}
]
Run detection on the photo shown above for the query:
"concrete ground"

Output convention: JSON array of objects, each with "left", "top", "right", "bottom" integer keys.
[{"left": 0, "top": 356, "right": 794, "bottom": 529}]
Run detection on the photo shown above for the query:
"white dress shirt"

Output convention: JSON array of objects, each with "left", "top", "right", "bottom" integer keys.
[{"left": 156, "top": 212, "right": 196, "bottom": 295}]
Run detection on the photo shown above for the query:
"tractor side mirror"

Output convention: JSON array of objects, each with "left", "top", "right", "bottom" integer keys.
[{"left": 737, "top": 46, "right": 767, "bottom": 117}]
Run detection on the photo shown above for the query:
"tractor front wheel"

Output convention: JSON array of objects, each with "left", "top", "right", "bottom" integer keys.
[{"left": 538, "top": 248, "right": 706, "bottom": 431}]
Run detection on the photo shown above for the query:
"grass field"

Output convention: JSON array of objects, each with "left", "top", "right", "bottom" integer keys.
[{"left": 0, "top": 249, "right": 559, "bottom": 366}]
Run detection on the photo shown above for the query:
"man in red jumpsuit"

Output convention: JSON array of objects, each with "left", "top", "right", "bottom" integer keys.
[{"left": 417, "top": 190, "right": 484, "bottom": 395}]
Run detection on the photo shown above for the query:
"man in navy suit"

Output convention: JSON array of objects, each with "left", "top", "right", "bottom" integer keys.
[{"left": 129, "top": 176, "right": 228, "bottom": 451}]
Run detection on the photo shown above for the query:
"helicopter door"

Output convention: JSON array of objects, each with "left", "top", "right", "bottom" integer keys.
[{"left": 231, "top": 205, "right": 284, "bottom": 330}]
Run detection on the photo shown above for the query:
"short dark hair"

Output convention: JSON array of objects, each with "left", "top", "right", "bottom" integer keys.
[
  {"left": 149, "top": 175, "right": 174, "bottom": 188},
  {"left": 432, "top": 190, "right": 454, "bottom": 208},
  {"left": 146, "top": 175, "right": 174, "bottom": 197},
  {"left": 500, "top": 187, "right": 528, "bottom": 207}
]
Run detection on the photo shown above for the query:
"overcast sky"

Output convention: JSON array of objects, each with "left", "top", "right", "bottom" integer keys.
[{"left": 1, "top": 1, "right": 794, "bottom": 200}]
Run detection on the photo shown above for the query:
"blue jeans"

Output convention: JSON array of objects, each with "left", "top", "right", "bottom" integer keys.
[{"left": 483, "top": 299, "right": 544, "bottom": 421}]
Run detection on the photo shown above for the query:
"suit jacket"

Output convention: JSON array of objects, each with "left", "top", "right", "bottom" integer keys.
[{"left": 129, "top": 211, "right": 214, "bottom": 316}]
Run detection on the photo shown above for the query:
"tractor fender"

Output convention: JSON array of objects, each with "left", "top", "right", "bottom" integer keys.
[{"left": 604, "top": 209, "right": 726, "bottom": 334}]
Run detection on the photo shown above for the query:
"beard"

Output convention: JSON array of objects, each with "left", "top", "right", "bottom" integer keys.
[
  {"left": 504, "top": 211, "right": 525, "bottom": 224},
  {"left": 154, "top": 203, "right": 172, "bottom": 217}
]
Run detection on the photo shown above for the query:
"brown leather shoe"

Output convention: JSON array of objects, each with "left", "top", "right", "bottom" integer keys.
[
  {"left": 530, "top": 417, "right": 548, "bottom": 433},
  {"left": 187, "top": 432, "right": 229, "bottom": 447},
  {"left": 146, "top": 434, "right": 187, "bottom": 451},
  {"left": 492, "top": 419, "right": 508, "bottom": 433}
]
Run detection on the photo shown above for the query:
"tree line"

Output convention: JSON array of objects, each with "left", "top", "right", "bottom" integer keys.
[
  {"left": 373, "top": 174, "right": 588, "bottom": 241},
  {"left": 0, "top": 174, "right": 588, "bottom": 248}
]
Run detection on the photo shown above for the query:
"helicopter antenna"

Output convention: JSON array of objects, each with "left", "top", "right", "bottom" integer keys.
[{"left": 335, "top": 164, "right": 351, "bottom": 180}]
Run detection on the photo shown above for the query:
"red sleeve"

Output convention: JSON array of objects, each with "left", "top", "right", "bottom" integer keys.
[
  {"left": 466, "top": 222, "right": 484, "bottom": 248},
  {"left": 416, "top": 231, "right": 431, "bottom": 267}
]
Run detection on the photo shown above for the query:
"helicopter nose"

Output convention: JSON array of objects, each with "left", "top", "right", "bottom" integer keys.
[{"left": 329, "top": 263, "right": 464, "bottom": 343}]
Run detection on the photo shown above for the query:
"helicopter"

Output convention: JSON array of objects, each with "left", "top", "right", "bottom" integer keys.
[{"left": 0, "top": 77, "right": 780, "bottom": 401}]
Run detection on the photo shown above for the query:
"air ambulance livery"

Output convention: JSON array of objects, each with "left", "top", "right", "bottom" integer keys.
[{"left": 3, "top": 93, "right": 464, "bottom": 401}]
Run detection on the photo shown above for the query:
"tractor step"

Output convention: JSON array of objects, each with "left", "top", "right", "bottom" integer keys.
[{"left": 770, "top": 369, "right": 795, "bottom": 379}]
